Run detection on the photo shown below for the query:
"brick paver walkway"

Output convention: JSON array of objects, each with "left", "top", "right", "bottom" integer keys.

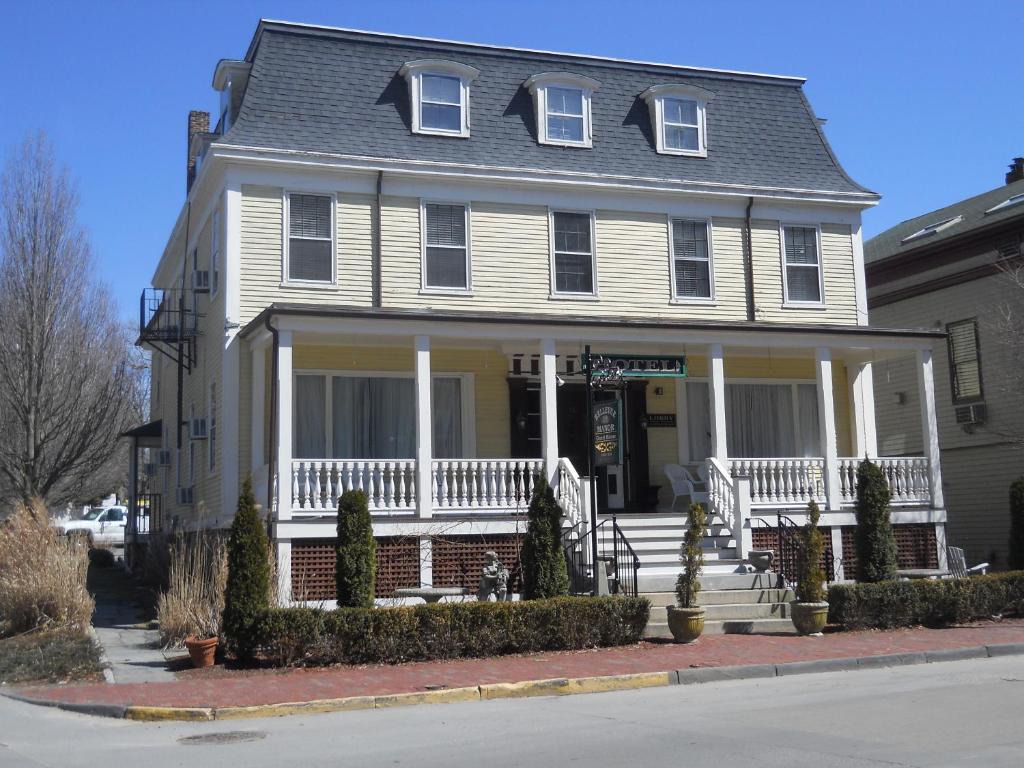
[{"left": 12, "top": 620, "right": 1024, "bottom": 710}]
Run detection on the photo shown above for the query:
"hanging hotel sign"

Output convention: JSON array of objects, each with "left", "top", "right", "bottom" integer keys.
[
  {"left": 586, "top": 354, "right": 688, "bottom": 379},
  {"left": 593, "top": 401, "right": 622, "bottom": 467}
]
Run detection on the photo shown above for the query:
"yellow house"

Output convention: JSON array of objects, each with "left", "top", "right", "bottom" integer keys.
[{"left": 131, "top": 21, "right": 946, "bottom": 613}]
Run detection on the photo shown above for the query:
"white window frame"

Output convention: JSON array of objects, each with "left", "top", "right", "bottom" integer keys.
[
  {"left": 668, "top": 217, "right": 715, "bottom": 303},
  {"left": 292, "top": 370, "right": 477, "bottom": 459},
  {"left": 210, "top": 209, "right": 221, "bottom": 298},
  {"left": 282, "top": 190, "right": 337, "bottom": 287},
  {"left": 419, "top": 199, "right": 472, "bottom": 294},
  {"left": 524, "top": 72, "right": 600, "bottom": 148},
  {"left": 399, "top": 59, "right": 480, "bottom": 138},
  {"left": 780, "top": 222, "right": 826, "bottom": 309},
  {"left": 549, "top": 209, "right": 599, "bottom": 299},
  {"left": 641, "top": 84, "right": 713, "bottom": 157},
  {"left": 207, "top": 380, "right": 217, "bottom": 475}
]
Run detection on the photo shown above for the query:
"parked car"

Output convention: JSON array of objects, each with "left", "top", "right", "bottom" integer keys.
[{"left": 57, "top": 505, "right": 128, "bottom": 547}]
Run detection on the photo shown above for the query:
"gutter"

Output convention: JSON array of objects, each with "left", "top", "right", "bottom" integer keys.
[
  {"left": 374, "top": 171, "right": 383, "bottom": 307},
  {"left": 744, "top": 196, "right": 755, "bottom": 322}
]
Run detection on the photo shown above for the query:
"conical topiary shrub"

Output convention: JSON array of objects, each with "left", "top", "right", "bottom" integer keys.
[
  {"left": 521, "top": 474, "right": 570, "bottom": 599},
  {"left": 1010, "top": 477, "right": 1024, "bottom": 571},
  {"left": 336, "top": 489, "right": 376, "bottom": 608},
  {"left": 796, "top": 500, "right": 826, "bottom": 603},
  {"left": 223, "top": 478, "right": 271, "bottom": 661},
  {"left": 675, "top": 502, "right": 706, "bottom": 609},
  {"left": 854, "top": 459, "right": 898, "bottom": 582}
]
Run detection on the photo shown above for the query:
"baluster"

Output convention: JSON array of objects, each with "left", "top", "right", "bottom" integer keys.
[
  {"left": 324, "top": 462, "right": 334, "bottom": 509},
  {"left": 396, "top": 463, "right": 407, "bottom": 508},
  {"left": 497, "top": 461, "right": 508, "bottom": 507},
  {"left": 292, "top": 462, "right": 302, "bottom": 509},
  {"left": 484, "top": 461, "right": 494, "bottom": 507},
  {"left": 467, "top": 462, "right": 478, "bottom": 508},
  {"left": 455, "top": 461, "right": 465, "bottom": 508},
  {"left": 382, "top": 462, "right": 393, "bottom": 509},
  {"left": 526, "top": 462, "right": 537, "bottom": 505},
  {"left": 438, "top": 461, "right": 449, "bottom": 507},
  {"left": 309, "top": 462, "right": 320, "bottom": 510}
]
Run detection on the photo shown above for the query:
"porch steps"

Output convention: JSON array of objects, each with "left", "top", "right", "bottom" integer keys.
[{"left": 640, "top": 573, "right": 798, "bottom": 637}]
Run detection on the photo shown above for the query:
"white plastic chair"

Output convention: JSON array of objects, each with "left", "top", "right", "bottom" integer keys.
[{"left": 664, "top": 463, "right": 709, "bottom": 509}]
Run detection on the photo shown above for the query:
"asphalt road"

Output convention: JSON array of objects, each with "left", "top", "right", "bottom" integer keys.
[{"left": 1, "top": 655, "right": 1023, "bottom": 767}]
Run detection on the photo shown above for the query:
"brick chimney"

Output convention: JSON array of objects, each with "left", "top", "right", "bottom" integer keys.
[
  {"left": 1007, "top": 157, "right": 1024, "bottom": 185},
  {"left": 187, "top": 110, "right": 210, "bottom": 192}
]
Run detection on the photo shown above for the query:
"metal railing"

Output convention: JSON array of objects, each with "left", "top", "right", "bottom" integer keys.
[
  {"left": 129, "top": 493, "right": 162, "bottom": 537},
  {"left": 560, "top": 518, "right": 639, "bottom": 597},
  {"left": 752, "top": 513, "right": 835, "bottom": 586},
  {"left": 138, "top": 288, "right": 200, "bottom": 343}
]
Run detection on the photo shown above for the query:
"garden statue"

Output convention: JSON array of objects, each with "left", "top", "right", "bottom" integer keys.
[{"left": 478, "top": 550, "right": 510, "bottom": 601}]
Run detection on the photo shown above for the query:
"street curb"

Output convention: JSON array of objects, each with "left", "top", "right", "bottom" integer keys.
[
  {"left": 5, "top": 643, "right": 1022, "bottom": 722},
  {"left": 87, "top": 627, "right": 116, "bottom": 685}
]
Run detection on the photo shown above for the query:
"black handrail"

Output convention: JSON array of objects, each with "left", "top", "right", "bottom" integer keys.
[
  {"left": 560, "top": 518, "right": 640, "bottom": 597},
  {"left": 751, "top": 514, "right": 835, "bottom": 585}
]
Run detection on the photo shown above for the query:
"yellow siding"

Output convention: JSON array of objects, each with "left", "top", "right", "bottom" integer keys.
[{"left": 238, "top": 188, "right": 859, "bottom": 325}]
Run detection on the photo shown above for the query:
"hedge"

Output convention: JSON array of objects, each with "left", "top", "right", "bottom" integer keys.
[
  {"left": 828, "top": 572, "right": 1024, "bottom": 630},
  {"left": 252, "top": 595, "right": 651, "bottom": 666}
]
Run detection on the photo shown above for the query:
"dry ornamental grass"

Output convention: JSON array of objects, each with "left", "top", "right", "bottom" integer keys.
[
  {"left": 0, "top": 501, "right": 94, "bottom": 636},
  {"left": 156, "top": 532, "right": 228, "bottom": 648}
]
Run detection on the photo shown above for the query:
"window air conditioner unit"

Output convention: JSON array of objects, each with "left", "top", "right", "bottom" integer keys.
[
  {"left": 176, "top": 486, "right": 195, "bottom": 505},
  {"left": 955, "top": 403, "right": 987, "bottom": 426},
  {"left": 190, "top": 418, "right": 208, "bottom": 440},
  {"left": 155, "top": 449, "right": 172, "bottom": 466},
  {"left": 192, "top": 270, "right": 211, "bottom": 293}
]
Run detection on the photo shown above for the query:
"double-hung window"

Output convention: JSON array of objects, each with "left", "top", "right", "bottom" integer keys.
[
  {"left": 551, "top": 211, "right": 595, "bottom": 295},
  {"left": 782, "top": 225, "right": 823, "bottom": 305},
  {"left": 947, "top": 319, "right": 983, "bottom": 402},
  {"left": 423, "top": 203, "right": 470, "bottom": 291},
  {"left": 524, "top": 73, "right": 599, "bottom": 148},
  {"left": 663, "top": 99, "right": 700, "bottom": 152},
  {"left": 286, "top": 193, "right": 333, "bottom": 283},
  {"left": 641, "top": 84, "right": 712, "bottom": 157},
  {"left": 546, "top": 87, "right": 585, "bottom": 144},
  {"left": 400, "top": 60, "right": 479, "bottom": 137},
  {"left": 671, "top": 219, "right": 713, "bottom": 300}
]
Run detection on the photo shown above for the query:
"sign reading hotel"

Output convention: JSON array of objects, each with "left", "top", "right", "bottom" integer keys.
[
  {"left": 594, "top": 401, "right": 622, "bottom": 467},
  {"left": 590, "top": 354, "right": 688, "bottom": 379}
]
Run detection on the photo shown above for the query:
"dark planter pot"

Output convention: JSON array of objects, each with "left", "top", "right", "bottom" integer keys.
[
  {"left": 790, "top": 601, "right": 829, "bottom": 636},
  {"left": 184, "top": 635, "right": 219, "bottom": 668},
  {"left": 666, "top": 606, "right": 706, "bottom": 644}
]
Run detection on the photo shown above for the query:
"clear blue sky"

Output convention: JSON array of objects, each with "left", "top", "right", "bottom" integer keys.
[{"left": 2, "top": 0, "right": 1021, "bottom": 320}]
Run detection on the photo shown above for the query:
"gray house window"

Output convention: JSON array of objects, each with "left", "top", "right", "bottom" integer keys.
[
  {"left": 783, "top": 225, "right": 822, "bottom": 303},
  {"left": 288, "top": 193, "right": 333, "bottom": 282},
  {"left": 672, "top": 219, "right": 712, "bottom": 299},
  {"left": 552, "top": 212, "right": 594, "bottom": 294}
]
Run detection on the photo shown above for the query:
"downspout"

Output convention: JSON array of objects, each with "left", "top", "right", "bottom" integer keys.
[
  {"left": 177, "top": 201, "right": 191, "bottom": 452},
  {"left": 373, "top": 171, "right": 384, "bottom": 307},
  {"left": 744, "top": 196, "right": 755, "bottom": 322},
  {"left": 264, "top": 313, "right": 279, "bottom": 514}
]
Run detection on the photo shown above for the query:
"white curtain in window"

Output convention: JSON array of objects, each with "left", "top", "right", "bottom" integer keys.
[
  {"left": 685, "top": 382, "right": 712, "bottom": 461},
  {"left": 432, "top": 378, "right": 463, "bottom": 458},
  {"left": 331, "top": 376, "right": 371, "bottom": 458},
  {"left": 726, "top": 384, "right": 796, "bottom": 458},
  {"left": 294, "top": 375, "right": 326, "bottom": 458},
  {"left": 796, "top": 384, "right": 821, "bottom": 457}
]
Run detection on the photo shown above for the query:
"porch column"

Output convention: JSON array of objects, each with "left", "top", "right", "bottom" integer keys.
[
  {"left": 850, "top": 361, "right": 878, "bottom": 458},
  {"left": 251, "top": 343, "right": 266, "bottom": 474},
  {"left": 917, "top": 348, "right": 945, "bottom": 509},
  {"left": 815, "top": 348, "right": 842, "bottom": 511},
  {"left": 276, "top": 330, "right": 293, "bottom": 521},
  {"left": 415, "top": 335, "right": 433, "bottom": 519},
  {"left": 540, "top": 338, "right": 559, "bottom": 485},
  {"left": 708, "top": 343, "right": 728, "bottom": 462}
]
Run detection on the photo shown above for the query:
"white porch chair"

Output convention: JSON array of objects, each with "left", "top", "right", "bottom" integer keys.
[
  {"left": 947, "top": 546, "right": 989, "bottom": 578},
  {"left": 664, "top": 463, "right": 709, "bottom": 509}
]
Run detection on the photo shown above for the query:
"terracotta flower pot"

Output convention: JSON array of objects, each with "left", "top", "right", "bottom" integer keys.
[
  {"left": 790, "top": 601, "right": 829, "bottom": 636},
  {"left": 184, "top": 635, "right": 219, "bottom": 668},
  {"left": 666, "top": 606, "right": 706, "bottom": 644}
]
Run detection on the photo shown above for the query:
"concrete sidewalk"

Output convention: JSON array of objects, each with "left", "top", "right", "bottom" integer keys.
[{"left": 9, "top": 619, "right": 1024, "bottom": 720}]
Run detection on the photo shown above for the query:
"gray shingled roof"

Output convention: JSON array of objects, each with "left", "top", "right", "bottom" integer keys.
[
  {"left": 865, "top": 177, "right": 1024, "bottom": 263},
  {"left": 217, "top": 21, "right": 875, "bottom": 200}
]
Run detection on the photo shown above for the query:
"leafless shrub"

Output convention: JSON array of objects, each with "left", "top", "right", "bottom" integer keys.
[
  {"left": 0, "top": 500, "right": 94, "bottom": 635},
  {"left": 156, "top": 532, "right": 227, "bottom": 647}
]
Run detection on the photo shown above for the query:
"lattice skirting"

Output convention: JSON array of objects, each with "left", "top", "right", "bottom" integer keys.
[
  {"left": 752, "top": 526, "right": 835, "bottom": 575},
  {"left": 840, "top": 523, "right": 938, "bottom": 578},
  {"left": 290, "top": 537, "right": 421, "bottom": 601}
]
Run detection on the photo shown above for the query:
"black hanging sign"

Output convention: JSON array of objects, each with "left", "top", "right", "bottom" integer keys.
[{"left": 593, "top": 400, "right": 622, "bottom": 467}]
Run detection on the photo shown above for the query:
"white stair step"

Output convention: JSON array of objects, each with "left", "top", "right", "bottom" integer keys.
[
  {"left": 641, "top": 589, "right": 794, "bottom": 608},
  {"left": 644, "top": 617, "right": 797, "bottom": 638}
]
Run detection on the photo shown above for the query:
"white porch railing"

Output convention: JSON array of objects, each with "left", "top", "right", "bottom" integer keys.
[
  {"left": 431, "top": 459, "right": 543, "bottom": 511},
  {"left": 291, "top": 459, "right": 417, "bottom": 513},
  {"left": 729, "top": 458, "right": 826, "bottom": 508},
  {"left": 556, "top": 457, "right": 583, "bottom": 526},
  {"left": 838, "top": 457, "right": 931, "bottom": 506},
  {"left": 706, "top": 457, "right": 736, "bottom": 530}
]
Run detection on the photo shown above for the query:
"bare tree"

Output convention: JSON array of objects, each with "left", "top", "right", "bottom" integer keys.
[{"left": 0, "top": 134, "right": 141, "bottom": 510}]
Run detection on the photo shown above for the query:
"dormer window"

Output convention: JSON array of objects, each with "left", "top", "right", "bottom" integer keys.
[
  {"left": 641, "top": 84, "right": 714, "bottom": 157},
  {"left": 399, "top": 60, "right": 480, "bottom": 138},
  {"left": 524, "top": 73, "right": 600, "bottom": 148}
]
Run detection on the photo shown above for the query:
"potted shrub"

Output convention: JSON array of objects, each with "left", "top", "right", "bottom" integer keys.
[
  {"left": 791, "top": 500, "right": 829, "bottom": 636},
  {"left": 667, "top": 502, "right": 706, "bottom": 643}
]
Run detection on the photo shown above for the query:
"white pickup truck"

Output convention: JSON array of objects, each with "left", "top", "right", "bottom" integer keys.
[{"left": 57, "top": 505, "right": 128, "bottom": 547}]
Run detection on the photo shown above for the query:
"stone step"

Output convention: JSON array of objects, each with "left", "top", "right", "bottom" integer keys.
[
  {"left": 648, "top": 601, "right": 790, "bottom": 621},
  {"left": 638, "top": 571, "right": 783, "bottom": 593},
  {"left": 644, "top": 617, "right": 797, "bottom": 638},
  {"left": 641, "top": 589, "right": 795, "bottom": 608}
]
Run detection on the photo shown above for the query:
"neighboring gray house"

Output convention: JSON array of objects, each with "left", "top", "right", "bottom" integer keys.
[{"left": 867, "top": 160, "right": 1024, "bottom": 568}]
